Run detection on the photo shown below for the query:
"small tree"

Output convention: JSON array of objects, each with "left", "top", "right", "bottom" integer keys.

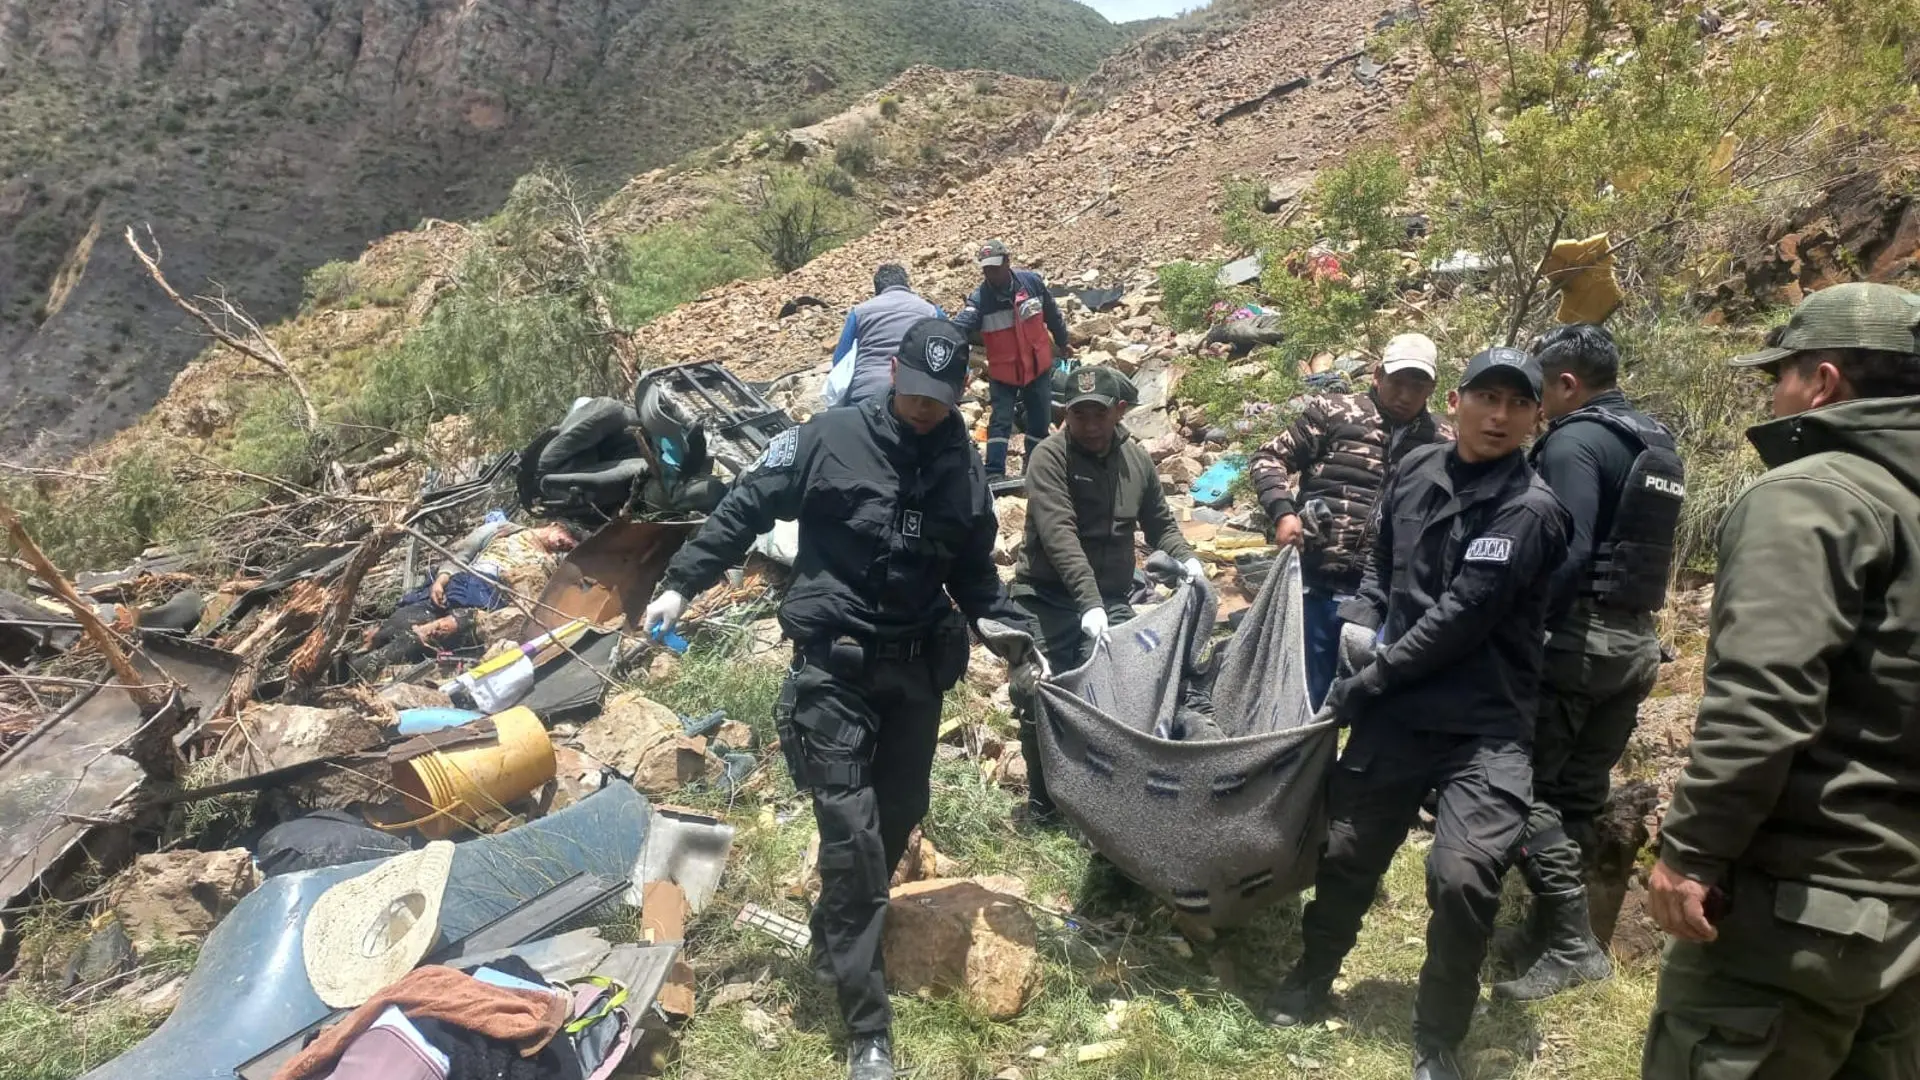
[{"left": 748, "top": 172, "right": 858, "bottom": 274}]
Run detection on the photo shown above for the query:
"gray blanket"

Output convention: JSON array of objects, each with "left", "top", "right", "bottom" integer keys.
[{"left": 1035, "top": 548, "right": 1337, "bottom": 926}]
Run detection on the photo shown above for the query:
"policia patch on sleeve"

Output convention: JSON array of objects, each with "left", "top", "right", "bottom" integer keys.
[
  {"left": 1465, "top": 536, "right": 1514, "bottom": 564},
  {"left": 753, "top": 428, "right": 799, "bottom": 473}
]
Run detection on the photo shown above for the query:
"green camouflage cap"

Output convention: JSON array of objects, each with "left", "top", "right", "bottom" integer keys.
[
  {"left": 1730, "top": 282, "right": 1920, "bottom": 368},
  {"left": 1063, "top": 363, "right": 1136, "bottom": 408}
]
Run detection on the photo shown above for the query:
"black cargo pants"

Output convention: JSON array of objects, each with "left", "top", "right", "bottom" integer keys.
[
  {"left": 1007, "top": 584, "right": 1134, "bottom": 815},
  {"left": 1512, "top": 609, "right": 1661, "bottom": 896},
  {"left": 779, "top": 627, "right": 965, "bottom": 1039},
  {"left": 1297, "top": 725, "right": 1533, "bottom": 1049}
]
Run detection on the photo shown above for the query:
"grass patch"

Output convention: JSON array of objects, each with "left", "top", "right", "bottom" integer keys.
[
  {"left": 639, "top": 644, "right": 1658, "bottom": 1080},
  {"left": 0, "top": 990, "right": 170, "bottom": 1080}
]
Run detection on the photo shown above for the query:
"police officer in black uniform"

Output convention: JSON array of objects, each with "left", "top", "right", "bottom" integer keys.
[
  {"left": 644, "top": 318, "right": 1038, "bottom": 1080},
  {"left": 1491, "top": 325, "right": 1684, "bottom": 1001},
  {"left": 1267, "top": 348, "right": 1572, "bottom": 1080}
]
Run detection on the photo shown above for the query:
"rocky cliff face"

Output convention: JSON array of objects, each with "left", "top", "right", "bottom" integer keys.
[{"left": 0, "top": 0, "right": 1127, "bottom": 456}]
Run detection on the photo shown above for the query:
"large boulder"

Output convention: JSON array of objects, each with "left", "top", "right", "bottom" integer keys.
[
  {"left": 883, "top": 876, "right": 1039, "bottom": 1020},
  {"left": 108, "top": 849, "right": 260, "bottom": 948}
]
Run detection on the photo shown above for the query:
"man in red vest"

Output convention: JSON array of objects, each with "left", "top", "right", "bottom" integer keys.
[{"left": 952, "top": 239, "right": 1074, "bottom": 478}]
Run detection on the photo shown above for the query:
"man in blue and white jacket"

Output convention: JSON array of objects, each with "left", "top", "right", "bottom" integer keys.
[{"left": 829, "top": 264, "right": 945, "bottom": 408}]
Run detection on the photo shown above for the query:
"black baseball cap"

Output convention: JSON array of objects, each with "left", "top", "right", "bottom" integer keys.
[
  {"left": 1459, "top": 346, "right": 1542, "bottom": 400},
  {"left": 893, "top": 317, "right": 971, "bottom": 407},
  {"left": 1063, "top": 364, "right": 1136, "bottom": 408}
]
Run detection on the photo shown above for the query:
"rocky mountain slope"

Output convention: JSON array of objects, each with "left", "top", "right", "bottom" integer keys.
[
  {"left": 0, "top": 0, "right": 1133, "bottom": 456},
  {"left": 629, "top": 0, "right": 1408, "bottom": 379}
]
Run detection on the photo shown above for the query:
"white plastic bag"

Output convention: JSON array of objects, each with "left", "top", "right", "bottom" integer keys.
[{"left": 821, "top": 342, "right": 856, "bottom": 407}]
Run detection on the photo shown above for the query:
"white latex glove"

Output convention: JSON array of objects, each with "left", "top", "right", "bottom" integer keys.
[
  {"left": 1080, "top": 607, "right": 1111, "bottom": 651},
  {"left": 644, "top": 590, "right": 686, "bottom": 636},
  {"left": 1180, "top": 557, "right": 1207, "bottom": 584}
]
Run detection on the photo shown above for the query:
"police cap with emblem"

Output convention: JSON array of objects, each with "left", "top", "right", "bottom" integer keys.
[
  {"left": 1064, "top": 364, "right": 1137, "bottom": 409},
  {"left": 1458, "top": 345, "right": 1543, "bottom": 400},
  {"left": 893, "top": 317, "right": 971, "bottom": 407}
]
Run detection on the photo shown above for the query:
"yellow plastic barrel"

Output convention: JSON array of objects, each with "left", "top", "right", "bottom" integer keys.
[{"left": 381, "top": 706, "right": 556, "bottom": 840}]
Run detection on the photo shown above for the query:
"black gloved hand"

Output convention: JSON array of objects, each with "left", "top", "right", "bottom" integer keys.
[{"left": 1317, "top": 664, "right": 1382, "bottom": 726}]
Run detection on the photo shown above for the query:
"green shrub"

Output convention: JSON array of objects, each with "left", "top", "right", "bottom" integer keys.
[
  {"left": 1157, "top": 260, "right": 1226, "bottom": 330},
  {"left": 747, "top": 171, "right": 866, "bottom": 274},
  {"left": 608, "top": 206, "right": 767, "bottom": 326},
  {"left": 226, "top": 387, "right": 324, "bottom": 484},
  {"left": 878, "top": 96, "right": 902, "bottom": 119},
  {"left": 833, "top": 125, "right": 878, "bottom": 175},
  {"left": 302, "top": 260, "right": 360, "bottom": 311},
  {"left": 1, "top": 451, "right": 199, "bottom": 575},
  {"left": 815, "top": 163, "right": 858, "bottom": 197}
]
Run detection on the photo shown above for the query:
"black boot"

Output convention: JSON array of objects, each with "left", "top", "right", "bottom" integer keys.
[
  {"left": 1492, "top": 888, "right": 1612, "bottom": 1001},
  {"left": 1490, "top": 899, "right": 1548, "bottom": 974},
  {"left": 1263, "top": 966, "right": 1334, "bottom": 1027},
  {"left": 1412, "top": 1041, "right": 1464, "bottom": 1080},
  {"left": 847, "top": 1034, "right": 895, "bottom": 1080}
]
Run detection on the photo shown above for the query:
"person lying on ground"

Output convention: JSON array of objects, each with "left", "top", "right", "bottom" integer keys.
[{"left": 352, "top": 520, "right": 583, "bottom": 677}]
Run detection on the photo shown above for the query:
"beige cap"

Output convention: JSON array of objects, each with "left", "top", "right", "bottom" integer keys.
[
  {"left": 1381, "top": 333, "right": 1439, "bottom": 378},
  {"left": 303, "top": 841, "right": 455, "bottom": 1008}
]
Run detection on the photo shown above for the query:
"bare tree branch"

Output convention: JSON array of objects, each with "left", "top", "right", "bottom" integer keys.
[{"left": 124, "top": 225, "right": 324, "bottom": 438}]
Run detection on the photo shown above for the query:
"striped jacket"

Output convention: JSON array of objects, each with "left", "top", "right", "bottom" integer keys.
[{"left": 951, "top": 269, "right": 1071, "bottom": 387}]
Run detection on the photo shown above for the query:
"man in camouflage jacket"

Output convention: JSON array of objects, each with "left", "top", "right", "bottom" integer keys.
[{"left": 1249, "top": 334, "right": 1453, "bottom": 708}]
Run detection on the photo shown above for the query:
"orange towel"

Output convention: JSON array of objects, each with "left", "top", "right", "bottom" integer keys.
[{"left": 274, "top": 966, "right": 568, "bottom": 1080}]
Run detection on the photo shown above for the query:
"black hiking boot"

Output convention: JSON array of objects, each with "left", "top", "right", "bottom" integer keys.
[
  {"left": 1492, "top": 888, "right": 1612, "bottom": 1001},
  {"left": 1412, "top": 1041, "right": 1465, "bottom": 1080},
  {"left": 1263, "top": 967, "right": 1334, "bottom": 1027},
  {"left": 1491, "top": 898, "right": 1548, "bottom": 974},
  {"left": 848, "top": 1034, "right": 895, "bottom": 1080}
]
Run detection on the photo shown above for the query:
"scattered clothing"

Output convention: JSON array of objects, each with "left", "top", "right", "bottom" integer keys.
[
  {"left": 275, "top": 966, "right": 568, "bottom": 1080},
  {"left": 256, "top": 810, "right": 414, "bottom": 878}
]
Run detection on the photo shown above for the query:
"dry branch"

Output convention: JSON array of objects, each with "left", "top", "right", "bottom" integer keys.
[
  {"left": 0, "top": 499, "right": 172, "bottom": 714},
  {"left": 124, "top": 225, "right": 325, "bottom": 438},
  {"left": 285, "top": 496, "right": 424, "bottom": 693}
]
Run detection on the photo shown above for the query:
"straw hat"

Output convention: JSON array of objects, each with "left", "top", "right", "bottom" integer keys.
[{"left": 302, "top": 841, "right": 455, "bottom": 1008}]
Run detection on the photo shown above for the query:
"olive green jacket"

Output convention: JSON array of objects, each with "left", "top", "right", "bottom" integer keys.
[
  {"left": 1015, "top": 430, "right": 1195, "bottom": 613},
  {"left": 1660, "top": 395, "right": 1920, "bottom": 898}
]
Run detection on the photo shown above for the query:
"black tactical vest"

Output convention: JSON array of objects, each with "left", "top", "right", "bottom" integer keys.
[{"left": 1534, "top": 402, "right": 1686, "bottom": 613}]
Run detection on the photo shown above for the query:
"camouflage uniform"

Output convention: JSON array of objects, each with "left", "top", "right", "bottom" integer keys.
[{"left": 1248, "top": 389, "right": 1452, "bottom": 705}]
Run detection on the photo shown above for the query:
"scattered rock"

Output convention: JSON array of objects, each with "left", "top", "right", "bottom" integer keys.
[
  {"left": 740, "top": 1004, "right": 790, "bottom": 1050},
  {"left": 646, "top": 650, "right": 682, "bottom": 684},
  {"left": 62, "top": 919, "right": 135, "bottom": 989},
  {"left": 108, "top": 849, "right": 260, "bottom": 949},
  {"left": 1162, "top": 454, "right": 1206, "bottom": 487},
  {"left": 884, "top": 876, "right": 1040, "bottom": 1020},
  {"left": 547, "top": 746, "right": 608, "bottom": 814},
  {"left": 216, "top": 703, "right": 391, "bottom": 813},
  {"left": 574, "top": 691, "right": 715, "bottom": 794}
]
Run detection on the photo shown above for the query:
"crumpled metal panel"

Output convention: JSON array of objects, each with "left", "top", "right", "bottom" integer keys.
[
  {"left": 516, "top": 520, "right": 692, "bottom": 639},
  {"left": 82, "top": 783, "right": 654, "bottom": 1080},
  {"left": 1, "top": 635, "right": 241, "bottom": 936}
]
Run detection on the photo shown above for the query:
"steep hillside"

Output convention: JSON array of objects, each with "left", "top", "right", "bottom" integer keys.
[
  {"left": 634, "top": 0, "right": 1405, "bottom": 376},
  {"left": 0, "top": 0, "right": 1132, "bottom": 456}
]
